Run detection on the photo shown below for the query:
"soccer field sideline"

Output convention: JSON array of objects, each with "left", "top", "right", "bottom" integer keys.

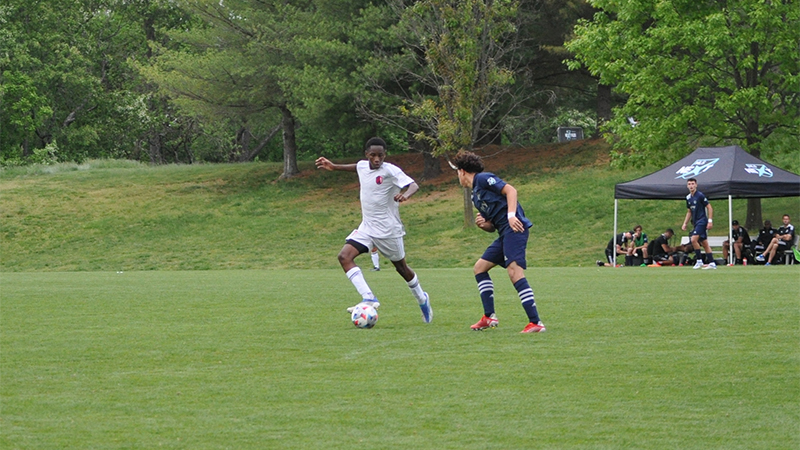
[{"left": 2, "top": 268, "right": 798, "bottom": 449}]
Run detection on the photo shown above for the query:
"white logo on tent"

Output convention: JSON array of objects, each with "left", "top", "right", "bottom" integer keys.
[
  {"left": 744, "top": 164, "right": 773, "bottom": 178},
  {"left": 675, "top": 158, "right": 720, "bottom": 179}
]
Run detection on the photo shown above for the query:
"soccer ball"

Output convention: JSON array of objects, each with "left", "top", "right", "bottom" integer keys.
[{"left": 351, "top": 303, "right": 379, "bottom": 329}]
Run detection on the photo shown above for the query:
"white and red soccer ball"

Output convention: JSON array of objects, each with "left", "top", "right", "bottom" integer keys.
[{"left": 351, "top": 303, "right": 379, "bottom": 329}]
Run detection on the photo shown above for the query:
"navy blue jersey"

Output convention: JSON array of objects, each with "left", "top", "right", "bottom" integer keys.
[
  {"left": 472, "top": 172, "right": 532, "bottom": 234},
  {"left": 685, "top": 190, "right": 710, "bottom": 225}
]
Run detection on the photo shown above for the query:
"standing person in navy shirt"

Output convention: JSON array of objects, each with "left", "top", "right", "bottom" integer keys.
[
  {"left": 453, "top": 151, "right": 545, "bottom": 333},
  {"left": 681, "top": 177, "right": 716, "bottom": 269}
]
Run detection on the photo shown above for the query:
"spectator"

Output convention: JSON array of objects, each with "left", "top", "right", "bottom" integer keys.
[
  {"left": 648, "top": 228, "right": 681, "bottom": 266},
  {"left": 597, "top": 231, "right": 632, "bottom": 267},
  {"left": 752, "top": 220, "right": 776, "bottom": 257},
  {"left": 756, "top": 214, "right": 795, "bottom": 265},
  {"left": 630, "top": 225, "right": 650, "bottom": 265},
  {"left": 722, "top": 220, "right": 751, "bottom": 265}
]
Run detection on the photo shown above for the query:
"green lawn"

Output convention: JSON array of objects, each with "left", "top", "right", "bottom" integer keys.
[
  {"left": 2, "top": 268, "right": 798, "bottom": 449},
  {"left": 1, "top": 149, "right": 797, "bottom": 271}
]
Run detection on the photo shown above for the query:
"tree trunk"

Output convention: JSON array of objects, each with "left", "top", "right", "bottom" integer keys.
[
  {"left": 22, "top": 138, "right": 31, "bottom": 158},
  {"left": 597, "top": 82, "right": 612, "bottom": 131},
  {"left": 744, "top": 146, "right": 763, "bottom": 230},
  {"left": 463, "top": 187, "right": 474, "bottom": 228},
  {"left": 279, "top": 104, "right": 299, "bottom": 179},
  {"left": 423, "top": 151, "right": 442, "bottom": 180},
  {"left": 239, "top": 124, "right": 281, "bottom": 162},
  {"left": 148, "top": 132, "right": 162, "bottom": 164},
  {"left": 745, "top": 198, "right": 762, "bottom": 231}
]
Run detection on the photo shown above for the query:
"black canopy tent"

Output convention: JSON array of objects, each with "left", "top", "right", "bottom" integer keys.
[{"left": 612, "top": 145, "right": 800, "bottom": 265}]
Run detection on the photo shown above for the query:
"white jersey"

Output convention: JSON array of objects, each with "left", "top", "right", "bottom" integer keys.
[{"left": 356, "top": 160, "right": 414, "bottom": 238}]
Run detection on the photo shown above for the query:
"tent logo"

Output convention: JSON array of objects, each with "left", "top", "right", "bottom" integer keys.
[
  {"left": 744, "top": 164, "right": 773, "bottom": 178},
  {"left": 675, "top": 158, "right": 720, "bottom": 179}
]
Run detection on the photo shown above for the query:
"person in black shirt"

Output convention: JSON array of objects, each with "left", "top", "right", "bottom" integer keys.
[
  {"left": 752, "top": 220, "right": 776, "bottom": 257},
  {"left": 598, "top": 231, "right": 633, "bottom": 267},
  {"left": 648, "top": 228, "right": 681, "bottom": 266},
  {"left": 757, "top": 214, "right": 795, "bottom": 265},
  {"left": 722, "top": 220, "right": 751, "bottom": 265}
]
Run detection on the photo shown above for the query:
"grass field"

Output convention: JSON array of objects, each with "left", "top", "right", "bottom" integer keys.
[
  {"left": 2, "top": 143, "right": 798, "bottom": 271},
  {"left": 2, "top": 267, "right": 798, "bottom": 449}
]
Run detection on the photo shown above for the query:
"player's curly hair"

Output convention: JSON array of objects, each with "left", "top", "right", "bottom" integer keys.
[{"left": 452, "top": 150, "right": 484, "bottom": 173}]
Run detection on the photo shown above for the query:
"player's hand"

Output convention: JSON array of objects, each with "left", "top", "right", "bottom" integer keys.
[
  {"left": 394, "top": 193, "right": 408, "bottom": 202},
  {"left": 681, "top": 223, "right": 687, "bottom": 231},
  {"left": 509, "top": 216, "right": 524, "bottom": 233},
  {"left": 475, "top": 214, "right": 495, "bottom": 232},
  {"left": 315, "top": 157, "right": 333, "bottom": 171},
  {"left": 707, "top": 222, "right": 713, "bottom": 230}
]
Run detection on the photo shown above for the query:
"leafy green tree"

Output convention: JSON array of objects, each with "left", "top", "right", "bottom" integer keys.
[
  {"left": 567, "top": 0, "right": 800, "bottom": 228},
  {"left": 364, "top": 0, "right": 518, "bottom": 155},
  {"left": 146, "top": 0, "right": 383, "bottom": 176},
  {"left": 0, "top": 0, "right": 195, "bottom": 164},
  {"left": 361, "top": 0, "right": 520, "bottom": 226}
]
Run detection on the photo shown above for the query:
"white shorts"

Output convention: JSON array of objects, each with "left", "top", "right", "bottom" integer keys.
[{"left": 346, "top": 228, "right": 406, "bottom": 262}]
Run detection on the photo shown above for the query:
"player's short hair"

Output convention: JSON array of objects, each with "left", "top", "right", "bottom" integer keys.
[
  {"left": 364, "top": 137, "right": 387, "bottom": 152},
  {"left": 665, "top": 228, "right": 674, "bottom": 235},
  {"left": 452, "top": 151, "right": 484, "bottom": 173},
  {"left": 783, "top": 214, "right": 790, "bottom": 219},
  {"left": 687, "top": 177, "right": 697, "bottom": 182}
]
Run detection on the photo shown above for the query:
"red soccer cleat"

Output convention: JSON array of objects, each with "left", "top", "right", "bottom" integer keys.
[
  {"left": 470, "top": 314, "right": 498, "bottom": 330},
  {"left": 520, "top": 321, "right": 546, "bottom": 333}
]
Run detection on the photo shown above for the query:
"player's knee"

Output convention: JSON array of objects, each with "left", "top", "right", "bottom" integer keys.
[{"left": 337, "top": 251, "right": 353, "bottom": 266}]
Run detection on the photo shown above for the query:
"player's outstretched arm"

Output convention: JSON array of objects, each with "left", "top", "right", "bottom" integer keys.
[{"left": 315, "top": 157, "right": 357, "bottom": 172}]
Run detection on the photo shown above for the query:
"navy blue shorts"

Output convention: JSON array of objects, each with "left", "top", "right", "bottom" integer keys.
[
  {"left": 690, "top": 221, "right": 708, "bottom": 241},
  {"left": 481, "top": 229, "right": 529, "bottom": 269}
]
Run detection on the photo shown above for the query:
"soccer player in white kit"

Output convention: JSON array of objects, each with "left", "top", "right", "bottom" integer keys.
[{"left": 315, "top": 137, "right": 432, "bottom": 323}]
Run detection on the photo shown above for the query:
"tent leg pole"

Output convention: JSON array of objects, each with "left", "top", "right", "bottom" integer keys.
[
  {"left": 613, "top": 200, "right": 618, "bottom": 267},
  {"left": 729, "top": 195, "right": 733, "bottom": 265}
]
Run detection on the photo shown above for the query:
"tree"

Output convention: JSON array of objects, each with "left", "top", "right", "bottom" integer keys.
[
  {"left": 360, "top": 0, "right": 521, "bottom": 226},
  {"left": 567, "top": 0, "right": 800, "bottom": 228},
  {"left": 146, "top": 0, "right": 382, "bottom": 176},
  {"left": 0, "top": 0, "right": 195, "bottom": 164}
]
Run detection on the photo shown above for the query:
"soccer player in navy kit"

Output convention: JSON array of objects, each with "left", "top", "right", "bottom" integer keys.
[
  {"left": 681, "top": 177, "right": 716, "bottom": 269},
  {"left": 452, "top": 151, "right": 545, "bottom": 333}
]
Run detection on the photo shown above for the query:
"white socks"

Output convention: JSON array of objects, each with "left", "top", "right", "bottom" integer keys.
[
  {"left": 348, "top": 267, "right": 425, "bottom": 305},
  {"left": 406, "top": 274, "right": 426, "bottom": 304},
  {"left": 346, "top": 267, "right": 374, "bottom": 300}
]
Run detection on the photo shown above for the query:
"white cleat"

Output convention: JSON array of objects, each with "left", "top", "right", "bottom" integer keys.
[
  {"left": 693, "top": 261, "right": 704, "bottom": 269},
  {"left": 347, "top": 299, "right": 380, "bottom": 313},
  {"left": 702, "top": 262, "right": 717, "bottom": 270}
]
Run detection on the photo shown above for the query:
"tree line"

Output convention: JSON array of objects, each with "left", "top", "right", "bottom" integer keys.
[{"left": 2, "top": 0, "right": 797, "bottom": 191}]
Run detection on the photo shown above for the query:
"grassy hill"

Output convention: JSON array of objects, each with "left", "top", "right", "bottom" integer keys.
[{"left": 1, "top": 140, "right": 797, "bottom": 271}]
